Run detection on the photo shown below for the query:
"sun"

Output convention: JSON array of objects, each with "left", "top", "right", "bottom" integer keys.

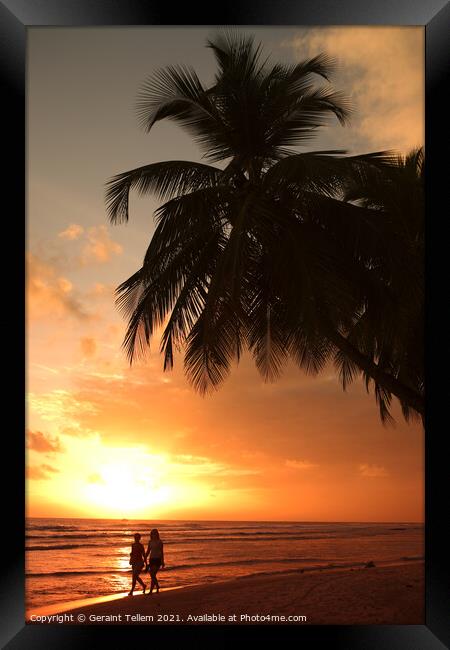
[
  {"left": 30, "top": 436, "right": 221, "bottom": 519},
  {"left": 83, "top": 453, "right": 173, "bottom": 515}
]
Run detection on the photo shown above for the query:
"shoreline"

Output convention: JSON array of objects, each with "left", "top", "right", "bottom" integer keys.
[
  {"left": 27, "top": 558, "right": 424, "bottom": 625},
  {"left": 27, "top": 584, "right": 192, "bottom": 619}
]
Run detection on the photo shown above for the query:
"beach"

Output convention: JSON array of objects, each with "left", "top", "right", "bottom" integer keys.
[
  {"left": 28, "top": 559, "right": 424, "bottom": 625},
  {"left": 26, "top": 518, "right": 424, "bottom": 612}
]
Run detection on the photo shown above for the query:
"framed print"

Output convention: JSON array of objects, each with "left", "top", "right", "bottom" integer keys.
[{"left": 1, "top": 0, "right": 449, "bottom": 648}]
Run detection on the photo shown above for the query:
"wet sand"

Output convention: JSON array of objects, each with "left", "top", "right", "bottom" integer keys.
[{"left": 27, "top": 560, "right": 424, "bottom": 625}]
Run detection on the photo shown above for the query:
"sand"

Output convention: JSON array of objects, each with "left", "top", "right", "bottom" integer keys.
[{"left": 28, "top": 560, "right": 424, "bottom": 626}]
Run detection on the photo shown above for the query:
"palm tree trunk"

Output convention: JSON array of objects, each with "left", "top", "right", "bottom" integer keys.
[{"left": 324, "top": 327, "right": 424, "bottom": 417}]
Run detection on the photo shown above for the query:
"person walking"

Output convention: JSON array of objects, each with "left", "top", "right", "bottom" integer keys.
[
  {"left": 145, "top": 528, "right": 165, "bottom": 594},
  {"left": 128, "top": 533, "right": 147, "bottom": 596}
]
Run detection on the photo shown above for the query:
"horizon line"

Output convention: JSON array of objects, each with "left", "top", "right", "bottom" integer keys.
[{"left": 26, "top": 515, "right": 424, "bottom": 524}]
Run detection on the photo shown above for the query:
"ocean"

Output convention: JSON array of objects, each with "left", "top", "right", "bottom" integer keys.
[{"left": 26, "top": 518, "right": 424, "bottom": 611}]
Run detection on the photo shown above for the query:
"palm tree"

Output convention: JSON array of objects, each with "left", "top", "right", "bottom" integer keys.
[
  {"left": 331, "top": 148, "right": 424, "bottom": 423},
  {"left": 105, "top": 31, "right": 424, "bottom": 422}
]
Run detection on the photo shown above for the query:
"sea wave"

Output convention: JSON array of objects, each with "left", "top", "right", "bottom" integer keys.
[
  {"left": 26, "top": 524, "right": 79, "bottom": 531},
  {"left": 28, "top": 555, "right": 422, "bottom": 582},
  {"left": 25, "top": 530, "right": 316, "bottom": 540},
  {"left": 26, "top": 530, "right": 404, "bottom": 551},
  {"left": 26, "top": 556, "right": 337, "bottom": 578},
  {"left": 26, "top": 544, "right": 102, "bottom": 551},
  {"left": 26, "top": 533, "right": 123, "bottom": 540}
]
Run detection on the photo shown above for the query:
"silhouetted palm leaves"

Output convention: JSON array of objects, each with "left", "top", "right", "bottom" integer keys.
[{"left": 106, "top": 31, "right": 424, "bottom": 423}]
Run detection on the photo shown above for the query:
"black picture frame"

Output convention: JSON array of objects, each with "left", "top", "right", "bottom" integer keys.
[{"left": 2, "top": 0, "right": 448, "bottom": 647}]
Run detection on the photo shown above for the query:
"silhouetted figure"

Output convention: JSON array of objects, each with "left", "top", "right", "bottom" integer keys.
[
  {"left": 128, "top": 533, "right": 147, "bottom": 596},
  {"left": 145, "top": 528, "right": 165, "bottom": 594}
]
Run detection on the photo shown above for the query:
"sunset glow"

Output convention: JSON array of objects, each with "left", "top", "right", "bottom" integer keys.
[{"left": 27, "top": 26, "right": 424, "bottom": 523}]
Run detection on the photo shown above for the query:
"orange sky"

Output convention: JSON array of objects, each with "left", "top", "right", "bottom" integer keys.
[{"left": 27, "top": 27, "right": 424, "bottom": 522}]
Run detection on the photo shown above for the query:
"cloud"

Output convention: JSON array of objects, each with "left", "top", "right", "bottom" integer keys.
[
  {"left": 31, "top": 364, "right": 60, "bottom": 376},
  {"left": 170, "top": 454, "right": 261, "bottom": 479},
  {"left": 28, "top": 389, "right": 99, "bottom": 434},
  {"left": 87, "top": 283, "right": 115, "bottom": 298},
  {"left": 284, "top": 27, "right": 423, "bottom": 154},
  {"left": 80, "top": 225, "right": 122, "bottom": 264},
  {"left": 31, "top": 352, "right": 401, "bottom": 469},
  {"left": 80, "top": 337, "right": 97, "bottom": 358},
  {"left": 358, "top": 463, "right": 388, "bottom": 478},
  {"left": 58, "top": 224, "right": 84, "bottom": 240},
  {"left": 285, "top": 459, "right": 318, "bottom": 470},
  {"left": 27, "top": 252, "right": 90, "bottom": 321},
  {"left": 26, "top": 463, "right": 60, "bottom": 480},
  {"left": 27, "top": 430, "right": 64, "bottom": 454}
]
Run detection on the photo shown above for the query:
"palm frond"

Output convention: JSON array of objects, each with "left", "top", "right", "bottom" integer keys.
[
  {"left": 374, "top": 384, "right": 395, "bottom": 426},
  {"left": 333, "top": 347, "right": 362, "bottom": 390},
  {"left": 184, "top": 304, "right": 244, "bottom": 394},
  {"left": 106, "top": 160, "right": 223, "bottom": 224},
  {"left": 159, "top": 232, "right": 224, "bottom": 370},
  {"left": 206, "top": 30, "right": 266, "bottom": 82},
  {"left": 142, "top": 186, "right": 232, "bottom": 267},
  {"left": 281, "top": 53, "right": 339, "bottom": 85},
  {"left": 136, "top": 65, "right": 233, "bottom": 162},
  {"left": 116, "top": 226, "right": 223, "bottom": 363},
  {"left": 265, "top": 87, "right": 353, "bottom": 154}
]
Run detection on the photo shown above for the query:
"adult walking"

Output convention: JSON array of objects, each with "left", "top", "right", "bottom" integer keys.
[
  {"left": 128, "top": 533, "right": 147, "bottom": 596},
  {"left": 145, "top": 528, "right": 165, "bottom": 594}
]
